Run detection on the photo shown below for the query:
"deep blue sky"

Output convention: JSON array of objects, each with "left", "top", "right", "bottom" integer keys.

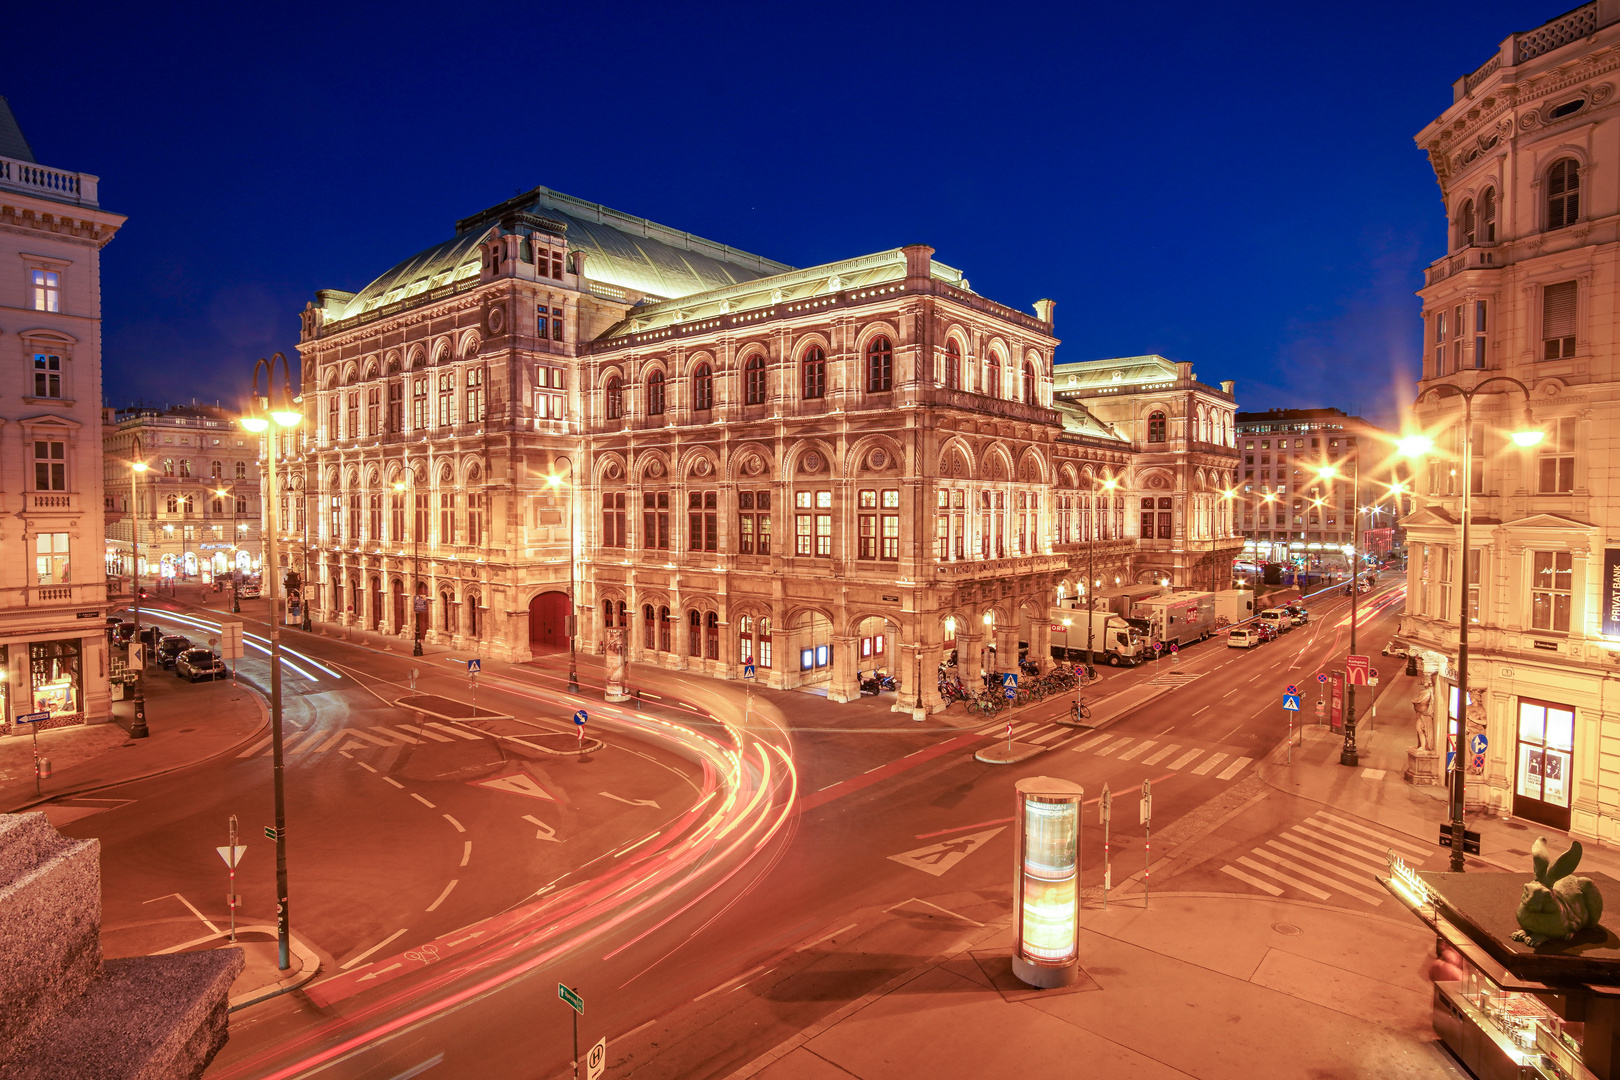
[{"left": 5, "top": 1, "right": 1559, "bottom": 428}]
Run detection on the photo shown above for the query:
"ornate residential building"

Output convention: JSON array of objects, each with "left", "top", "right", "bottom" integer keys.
[
  {"left": 0, "top": 96, "right": 122, "bottom": 733},
  {"left": 291, "top": 187, "right": 1239, "bottom": 712},
  {"left": 1403, "top": 0, "right": 1620, "bottom": 841},
  {"left": 102, "top": 404, "right": 263, "bottom": 584}
]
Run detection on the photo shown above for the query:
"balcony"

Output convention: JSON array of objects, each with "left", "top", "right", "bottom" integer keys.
[
  {"left": 933, "top": 553, "right": 1069, "bottom": 582},
  {"left": 1424, "top": 245, "right": 1501, "bottom": 286},
  {"left": 926, "top": 388, "right": 1061, "bottom": 427},
  {"left": 0, "top": 154, "right": 99, "bottom": 207}
]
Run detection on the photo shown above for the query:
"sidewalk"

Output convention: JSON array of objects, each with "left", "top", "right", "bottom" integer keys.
[{"left": 725, "top": 893, "right": 1458, "bottom": 1080}]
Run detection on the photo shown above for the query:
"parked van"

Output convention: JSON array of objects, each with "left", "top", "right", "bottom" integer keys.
[
  {"left": 1258, "top": 608, "right": 1293, "bottom": 635},
  {"left": 1227, "top": 628, "right": 1259, "bottom": 649}
]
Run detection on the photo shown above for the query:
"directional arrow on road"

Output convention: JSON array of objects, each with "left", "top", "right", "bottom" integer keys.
[
  {"left": 888, "top": 828, "right": 1006, "bottom": 877},
  {"left": 522, "top": 814, "right": 562, "bottom": 842},
  {"left": 357, "top": 963, "right": 403, "bottom": 982},
  {"left": 600, "top": 791, "right": 661, "bottom": 809}
]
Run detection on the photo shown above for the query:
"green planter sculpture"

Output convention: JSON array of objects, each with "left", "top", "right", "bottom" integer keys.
[{"left": 1514, "top": 836, "right": 1605, "bottom": 946}]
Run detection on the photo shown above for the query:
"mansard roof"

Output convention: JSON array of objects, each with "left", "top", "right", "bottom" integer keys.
[
  {"left": 330, "top": 186, "right": 793, "bottom": 323},
  {"left": 1054, "top": 399, "right": 1129, "bottom": 444},
  {"left": 0, "top": 96, "right": 35, "bottom": 163},
  {"left": 1052, "top": 355, "right": 1180, "bottom": 391}
]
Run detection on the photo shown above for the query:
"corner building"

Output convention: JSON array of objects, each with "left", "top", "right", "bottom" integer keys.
[
  {"left": 293, "top": 188, "right": 1238, "bottom": 714},
  {"left": 1404, "top": 0, "right": 1620, "bottom": 841}
]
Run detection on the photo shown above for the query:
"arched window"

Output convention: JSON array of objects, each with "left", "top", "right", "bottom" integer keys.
[
  {"left": 802, "top": 346, "right": 826, "bottom": 399},
  {"left": 179, "top": 459, "right": 191, "bottom": 478},
  {"left": 647, "top": 370, "right": 666, "bottom": 415},
  {"left": 866, "top": 337, "right": 893, "bottom": 392},
  {"left": 1480, "top": 187, "right": 1497, "bottom": 243},
  {"left": 945, "top": 341, "right": 961, "bottom": 389},
  {"left": 706, "top": 611, "right": 720, "bottom": 660},
  {"left": 688, "top": 609, "right": 702, "bottom": 657},
  {"left": 987, "top": 352, "right": 1002, "bottom": 398},
  {"left": 692, "top": 363, "right": 713, "bottom": 411},
  {"left": 658, "top": 605, "right": 671, "bottom": 652},
  {"left": 604, "top": 599, "right": 614, "bottom": 628},
  {"left": 605, "top": 376, "right": 623, "bottom": 420},
  {"left": 1148, "top": 411, "right": 1167, "bottom": 443},
  {"left": 1457, "top": 198, "right": 1475, "bottom": 248},
  {"left": 758, "top": 616, "right": 773, "bottom": 668},
  {"left": 166, "top": 495, "right": 178, "bottom": 513},
  {"left": 163, "top": 459, "right": 174, "bottom": 477},
  {"left": 210, "top": 460, "right": 222, "bottom": 478},
  {"left": 235, "top": 460, "right": 247, "bottom": 480},
  {"left": 616, "top": 601, "right": 626, "bottom": 627},
  {"left": 1548, "top": 159, "right": 1581, "bottom": 230},
  {"left": 211, "top": 497, "right": 224, "bottom": 514},
  {"left": 744, "top": 354, "right": 767, "bottom": 404},
  {"left": 1022, "top": 361, "right": 1037, "bottom": 406},
  {"left": 643, "top": 603, "right": 655, "bottom": 649}
]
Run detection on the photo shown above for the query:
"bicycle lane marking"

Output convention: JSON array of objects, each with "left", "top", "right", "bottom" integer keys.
[{"left": 795, "top": 731, "right": 985, "bottom": 817}]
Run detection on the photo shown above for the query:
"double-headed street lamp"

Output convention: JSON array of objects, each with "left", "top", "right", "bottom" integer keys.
[
  {"left": 1312, "top": 458, "right": 1361, "bottom": 766},
  {"left": 239, "top": 352, "right": 302, "bottom": 971},
  {"left": 1399, "top": 375, "right": 1543, "bottom": 873},
  {"left": 127, "top": 437, "right": 150, "bottom": 740},
  {"left": 547, "top": 458, "right": 579, "bottom": 693},
  {"left": 393, "top": 474, "right": 424, "bottom": 657}
]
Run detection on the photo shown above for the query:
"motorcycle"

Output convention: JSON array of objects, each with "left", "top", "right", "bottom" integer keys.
[{"left": 858, "top": 675, "right": 882, "bottom": 696}]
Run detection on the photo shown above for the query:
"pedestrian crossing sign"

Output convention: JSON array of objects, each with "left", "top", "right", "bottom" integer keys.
[
  {"left": 743, "top": 663, "right": 756, "bottom": 679},
  {"left": 1282, "top": 693, "right": 1301, "bottom": 712}
]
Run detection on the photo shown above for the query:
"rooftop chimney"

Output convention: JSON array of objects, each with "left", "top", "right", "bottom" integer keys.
[
  {"left": 902, "top": 244, "right": 934, "bottom": 284},
  {"left": 1034, "top": 298, "right": 1056, "bottom": 327}
]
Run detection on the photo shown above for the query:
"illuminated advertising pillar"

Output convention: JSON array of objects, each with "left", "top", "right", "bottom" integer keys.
[{"left": 1012, "top": 776, "right": 1084, "bottom": 988}]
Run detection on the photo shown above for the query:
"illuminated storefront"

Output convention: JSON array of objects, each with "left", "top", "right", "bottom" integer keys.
[
  {"left": 1515, "top": 699, "right": 1574, "bottom": 831},
  {"left": 29, "top": 639, "right": 82, "bottom": 721}
]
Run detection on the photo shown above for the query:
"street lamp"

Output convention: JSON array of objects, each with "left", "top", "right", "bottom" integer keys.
[
  {"left": 1400, "top": 375, "right": 1543, "bottom": 872},
  {"left": 1084, "top": 477, "right": 1118, "bottom": 669},
  {"left": 239, "top": 351, "right": 302, "bottom": 971},
  {"left": 394, "top": 476, "right": 423, "bottom": 656},
  {"left": 127, "top": 440, "right": 149, "bottom": 740},
  {"left": 214, "top": 486, "right": 240, "bottom": 613},
  {"left": 547, "top": 459, "right": 579, "bottom": 693},
  {"left": 1313, "top": 458, "right": 1362, "bottom": 766}
]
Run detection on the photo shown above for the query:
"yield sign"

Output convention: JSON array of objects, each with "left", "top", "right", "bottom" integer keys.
[
  {"left": 888, "top": 828, "right": 1005, "bottom": 877},
  {"left": 472, "top": 772, "right": 557, "bottom": 801},
  {"left": 216, "top": 845, "right": 247, "bottom": 869}
]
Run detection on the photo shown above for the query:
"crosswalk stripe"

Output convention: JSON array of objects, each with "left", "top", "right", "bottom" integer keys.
[
  {"left": 1168, "top": 748, "right": 1203, "bottom": 769},
  {"left": 1030, "top": 727, "right": 1070, "bottom": 745},
  {"left": 346, "top": 728, "right": 402, "bottom": 747},
  {"left": 236, "top": 734, "right": 273, "bottom": 759},
  {"left": 1237, "top": 855, "right": 1331, "bottom": 900},
  {"left": 1141, "top": 744, "right": 1179, "bottom": 765},
  {"left": 369, "top": 726, "right": 420, "bottom": 745},
  {"left": 286, "top": 731, "right": 323, "bottom": 753},
  {"left": 1314, "top": 811, "right": 1428, "bottom": 857},
  {"left": 1282, "top": 831, "right": 1388, "bottom": 875},
  {"left": 1220, "top": 864, "right": 1283, "bottom": 896},
  {"left": 397, "top": 724, "right": 456, "bottom": 743},
  {"left": 1250, "top": 847, "right": 1383, "bottom": 906},
  {"left": 425, "top": 721, "right": 484, "bottom": 741},
  {"left": 1267, "top": 841, "right": 1382, "bottom": 889},
  {"left": 1305, "top": 819, "right": 1409, "bottom": 861},
  {"left": 1094, "top": 738, "right": 1133, "bottom": 756},
  {"left": 1191, "top": 752, "right": 1228, "bottom": 776},
  {"left": 1293, "top": 822, "right": 1395, "bottom": 865},
  {"left": 1117, "top": 740, "right": 1155, "bottom": 761},
  {"left": 1216, "top": 756, "right": 1252, "bottom": 780},
  {"left": 316, "top": 729, "right": 355, "bottom": 753},
  {"left": 1074, "top": 734, "right": 1114, "bottom": 752}
]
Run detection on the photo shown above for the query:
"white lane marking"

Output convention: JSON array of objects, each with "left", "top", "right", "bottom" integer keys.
[
  {"left": 317, "top": 729, "right": 357, "bottom": 752},
  {"left": 1094, "top": 738, "right": 1133, "bottom": 757},
  {"left": 411, "top": 793, "right": 436, "bottom": 809},
  {"left": 1314, "top": 811, "right": 1429, "bottom": 857},
  {"left": 357, "top": 761, "right": 378, "bottom": 773},
  {"left": 1168, "top": 748, "right": 1203, "bottom": 770},
  {"left": 1191, "top": 752, "right": 1228, "bottom": 776},
  {"left": 345, "top": 729, "right": 399, "bottom": 747},
  {"left": 1267, "top": 841, "right": 1386, "bottom": 892},
  {"left": 1117, "top": 740, "right": 1155, "bottom": 762},
  {"left": 172, "top": 893, "right": 220, "bottom": 933},
  {"left": 897, "top": 896, "right": 986, "bottom": 927},
  {"left": 522, "top": 814, "right": 561, "bottom": 843},
  {"left": 425, "top": 879, "right": 458, "bottom": 911},
  {"left": 1220, "top": 864, "right": 1283, "bottom": 896},
  {"left": 383, "top": 776, "right": 405, "bottom": 789},
  {"left": 236, "top": 735, "right": 273, "bottom": 758},
  {"left": 341, "top": 928, "right": 408, "bottom": 969},
  {"left": 1306, "top": 819, "right": 1420, "bottom": 861},
  {"left": 1250, "top": 847, "right": 1383, "bottom": 906},
  {"left": 460, "top": 840, "right": 472, "bottom": 867},
  {"left": 795, "top": 923, "right": 858, "bottom": 952},
  {"left": 426, "top": 721, "right": 484, "bottom": 741},
  {"left": 397, "top": 724, "right": 455, "bottom": 743},
  {"left": 1030, "top": 727, "right": 1069, "bottom": 745},
  {"left": 1237, "top": 855, "right": 1331, "bottom": 900},
  {"left": 370, "top": 726, "right": 420, "bottom": 745},
  {"left": 1283, "top": 831, "right": 1387, "bottom": 874},
  {"left": 1217, "top": 756, "right": 1253, "bottom": 780},
  {"left": 442, "top": 814, "right": 465, "bottom": 832},
  {"left": 1074, "top": 734, "right": 1114, "bottom": 752},
  {"left": 1192, "top": 706, "right": 1211, "bottom": 715},
  {"left": 1142, "top": 744, "right": 1180, "bottom": 766}
]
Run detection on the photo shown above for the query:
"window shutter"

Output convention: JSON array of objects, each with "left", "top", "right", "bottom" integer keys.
[{"left": 1543, "top": 281, "right": 1577, "bottom": 341}]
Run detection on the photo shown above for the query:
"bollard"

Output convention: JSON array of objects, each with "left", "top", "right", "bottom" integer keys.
[{"left": 36, "top": 757, "right": 50, "bottom": 779}]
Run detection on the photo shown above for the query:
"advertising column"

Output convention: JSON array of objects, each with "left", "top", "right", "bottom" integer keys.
[{"left": 1012, "top": 776, "right": 1084, "bottom": 989}]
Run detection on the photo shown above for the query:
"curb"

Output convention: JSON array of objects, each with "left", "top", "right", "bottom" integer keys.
[{"left": 227, "top": 928, "right": 323, "bottom": 1011}]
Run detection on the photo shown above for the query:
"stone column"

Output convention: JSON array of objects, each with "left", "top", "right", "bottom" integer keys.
[
  {"left": 958, "top": 632, "right": 983, "bottom": 692},
  {"left": 909, "top": 640, "right": 945, "bottom": 715},
  {"left": 830, "top": 634, "right": 858, "bottom": 703}
]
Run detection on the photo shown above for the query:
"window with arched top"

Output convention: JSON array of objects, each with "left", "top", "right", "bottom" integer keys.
[
  {"left": 1548, "top": 159, "right": 1581, "bottom": 230},
  {"left": 647, "top": 370, "right": 666, "bottom": 415},
  {"left": 210, "top": 460, "right": 222, "bottom": 478},
  {"left": 1457, "top": 198, "right": 1475, "bottom": 248},
  {"left": 945, "top": 341, "right": 961, "bottom": 389},
  {"left": 744, "top": 354, "right": 767, "bottom": 404},
  {"left": 642, "top": 603, "right": 655, "bottom": 649},
  {"left": 706, "top": 611, "right": 719, "bottom": 660},
  {"left": 802, "top": 346, "right": 826, "bottom": 399},
  {"left": 1148, "top": 412, "right": 1167, "bottom": 443},
  {"left": 605, "top": 376, "right": 623, "bottom": 420},
  {"left": 866, "top": 337, "right": 893, "bottom": 392},
  {"left": 1480, "top": 187, "right": 1497, "bottom": 243},
  {"left": 235, "top": 460, "right": 247, "bottom": 480},
  {"left": 1022, "top": 361, "right": 1037, "bottom": 406},
  {"left": 986, "top": 352, "right": 1002, "bottom": 398},
  {"left": 688, "top": 609, "right": 702, "bottom": 657},
  {"left": 692, "top": 363, "right": 713, "bottom": 411}
]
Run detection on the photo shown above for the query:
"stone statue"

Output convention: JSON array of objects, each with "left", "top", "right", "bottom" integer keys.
[
  {"left": 1412, "top": 683, "right": 1435, "bottom": 751},
  {"left": 1514, "top": 836, "right": 1605, "bottom": 946}
]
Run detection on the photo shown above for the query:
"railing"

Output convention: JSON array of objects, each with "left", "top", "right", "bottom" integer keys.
[
  {"left": 30, "top": 495, "right": 72, "bottom": 509},
  {"left": 1515, "top": 3, "right": 1596, "bottom": 63},
  {"left": 0, "top": 155, "right": 98, "bottom": 207},
  {"left": 319, "top": 277, "right": 482, "bottom": 338},
  {"left": 927, "top": 387, "right": 1061, "bottom": 427},
  {"left": 1463, "top": 54, "right": 1501, "bottom": 95},
  {"left": 933, "top": 553, "right": 1069, "bottom": 581},
  {"left": 1424, "top": 244, "right": 1500, "bottom": 286},
  {"left": 586, "top": 279, "right": 627, "bottom": 301}
]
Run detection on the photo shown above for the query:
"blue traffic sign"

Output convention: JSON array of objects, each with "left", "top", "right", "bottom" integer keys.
[
  {"left": 1282, "top": 694, "right": 1301, "bottom": 712},
  {"left": 743, "top": 663, "right": 756, "bottom": 679},
  {"left": 467, "top": 658, "right": 481, "bottom": 674},
  {"left": 573, "top": 709, "right": 588, "bottom": 726},
  {"left": 1469, "top": 733, "right": 1488, "bottom": 756},
  {"left": 1002, "top": 672, "right": 1018, "bottom": 687},
  {"left": 13, "top": 711, "right": 48, "bottom": 725}
]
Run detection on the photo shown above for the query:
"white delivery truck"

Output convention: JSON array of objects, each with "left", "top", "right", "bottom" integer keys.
[
  {"left": 1088, "top": 584, "right": 1166, "bottom": 619},
  {"left": 1214, "top": 589, "right": 1255, "bottom": 627},
  {"left": 1049, "top": 608, "right": 1148, "bottom": 667},
  {"left": 1130, "top": 591, "right": 1217, "bottom": 651}
]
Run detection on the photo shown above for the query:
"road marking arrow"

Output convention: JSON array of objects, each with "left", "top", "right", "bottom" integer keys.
[
  {"left": 522, "top": 814, "right": 562, "bottom": 842},
  {"left": 444, "top": 930, "right": 487, "bottom": 949},
  {"left": 357, "top": 962, "right": 403, "bottom": 981},
  {"left": 600, "top": 791, "right": 660, "bottom": 809}
]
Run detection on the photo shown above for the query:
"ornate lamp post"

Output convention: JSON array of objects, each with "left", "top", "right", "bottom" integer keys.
[
  {"left": 127, "top": 437, "right": 149, "bottom": 740},
  {"left": 548, "top": 458, "right": 579, "bottom": 693},
  {"left": 1313, "top": 456, "right": 1362, "bottom": 766},
  {"left": 238, "top": 352, "right": 302, "bottom": 970},
  {"left": 1400, "top": 374, "right": 1543, "bottom": 872}
]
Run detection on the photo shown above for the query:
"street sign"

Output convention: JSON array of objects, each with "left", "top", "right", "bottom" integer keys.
[
  {"left": 1286, "top": 684, "right": 1300, "bottom": 696},
  {"left": 1346, "top": 655, "right": 1371, "bottom": 685},
  {"left": 1152, "top": 640, "right": 1162, "bottom": 653},
  {"left": 467, "top": 658, "right": 481, "bottom": 674},
  {"left": 1316, "top": 672, "right": 1328, "bottom": 684},
  {"left": 743, "top": 663, "right": 756, "bottom": 679},
  {"left": 1282, "top": 694, "right": 1301, "bottom": 712},
  {"left": 1002, "top": 672, "right": 1018, "bottom": 687},
  {"left": 558, "top": 983, "right": 584, "bottom": 1014},
  {"left": 1438, "top": 823, "right": 1482, "bottom": 855},
  {"left": 264, "top": 826, "right": 280, "bottom": 841},
  {"left": 586, "top": 1037, "right": 607, "bottom": 1080},
  {"left": 414, "top": 596, "right": 428, "bottom": 614},
  {"left": 1169, "top": 642, "right": 1179, "bottom": 654},
  {"left": 1469, "top": 733, "right": 1488, "bottom": 756},
  {"left": 220, "top": 623, "right": 244, "bottom": 661},
  {"left": 1139, "top": 779, "right": 1152, "bottom": 825},
  {"left": 573, "top": 709, "right": 588, "bottom": 727},
  {"left": 13, "top": 711, "right": 48, "bottom": 725},
  {"left": 216, "top": 845, "right": 247, "bottom": 868},
  {"left": 1330, "top": 671, "right": 1345, "bottom": 733},
  {"left": 1099, "top": 784, "right": 1111, "bottom": 824}
]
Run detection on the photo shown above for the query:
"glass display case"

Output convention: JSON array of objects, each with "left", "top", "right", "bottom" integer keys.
[{"left": 1439, "top": 950, "right": 1589, "bottom": 1080}]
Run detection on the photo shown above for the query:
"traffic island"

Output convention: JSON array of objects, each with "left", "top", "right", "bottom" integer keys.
[{"left": 973, "top": 740, "right": 1047, "bottom": 765}]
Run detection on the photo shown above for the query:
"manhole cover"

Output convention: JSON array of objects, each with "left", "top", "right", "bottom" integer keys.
[{"left": 1271, "top": 922, "right": 1303, "bottom": 936}]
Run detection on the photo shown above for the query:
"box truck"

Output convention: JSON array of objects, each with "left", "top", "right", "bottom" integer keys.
[
  {"left": 1087, "top": 584, "right": 1166, "bottom": 619},
  {"left": 1050, "top": 608, "right": 1148, "bottom": 666},
  {"left": 1130, "top": 591, "right": 1217, "bottom": 650},
  {"left": 1214, "top": 589, "right": 1256, "bottom": 627}
]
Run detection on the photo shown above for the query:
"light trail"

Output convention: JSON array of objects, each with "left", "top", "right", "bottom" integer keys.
[{"left": 144, "top": 609, "right": 336, "bottom": 682}]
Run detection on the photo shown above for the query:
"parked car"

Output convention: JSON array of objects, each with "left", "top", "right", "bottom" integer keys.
[
  {"left": 156, "top": 635, "right": 192, "bottom": 669},
  {"left": 1283, "top": 604, "right": 1309, "bottom": 626},
  {"left": 1253, "top": 622, "right": 1278, "bottom": 643},
  {"left": 1382, "top": 638, "right": 1411, "bottom": 658},
  {"left": 112, "top": 622, "right": 138, "bottom": 644},
  {"left": 175, "top": 648, "right": 227, "bottom": 682},
  {"left": 1258, "top": 608, "right": 1293, "bottom": 635},
  {"left": 1227, "top": 628, "right": 1259, "bottom": 649},
  {"left": 236, "top": 582, "right": 261, "bottom": 599}
]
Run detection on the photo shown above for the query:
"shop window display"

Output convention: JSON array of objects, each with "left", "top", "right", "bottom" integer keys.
[{"left": 30, "top": 639, "right": 81, "bottom": 719}]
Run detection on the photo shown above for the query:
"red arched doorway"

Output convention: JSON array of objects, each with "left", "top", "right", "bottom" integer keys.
[{"left": 530, "top": 592, "right": 570, "bottom": 655}]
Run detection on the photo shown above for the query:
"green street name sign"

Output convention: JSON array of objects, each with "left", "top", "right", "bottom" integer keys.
[{"left": 559, "top": 983, "right": 583, "bottom": 1014}]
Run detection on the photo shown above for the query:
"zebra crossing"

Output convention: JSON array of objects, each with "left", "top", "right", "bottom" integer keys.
[
  {"left": 236, "top": 719, "right": 486, "bottom": 759},
  {"left": 1217, "top": 809, "right": 1429, "bottom": 907},
  {"left": 975, "top": 720, "right": 1255, "bottom": 782}
]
